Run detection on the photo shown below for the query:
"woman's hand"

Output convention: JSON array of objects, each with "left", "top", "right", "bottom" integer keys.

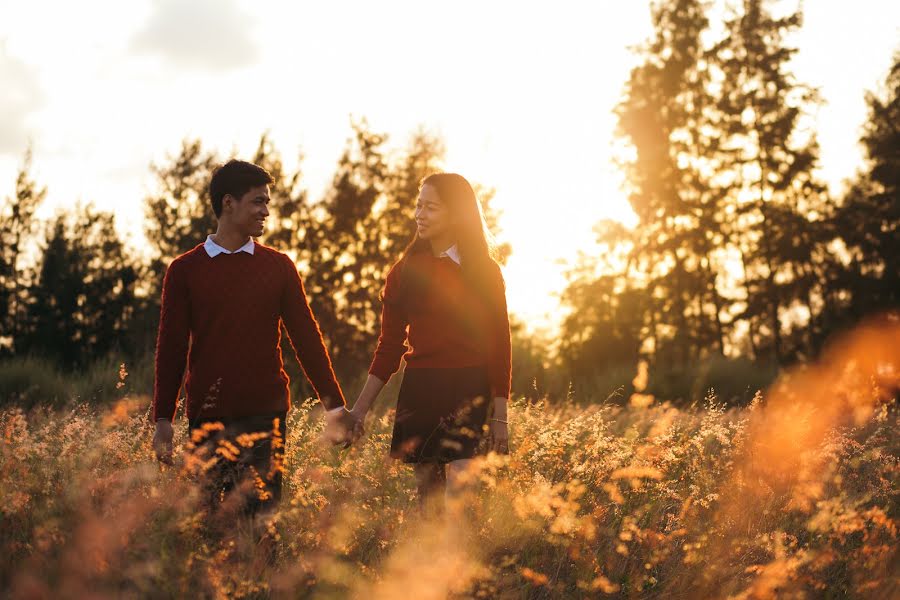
[
  {"left": 153, "top": 419, "right": 174, "bottom": 464},
  {"left": 489, "top": 396, "right": 509, "bottom": 454},
  {"left": 489, "top": 418, "right": 509, "bottom": 454}
]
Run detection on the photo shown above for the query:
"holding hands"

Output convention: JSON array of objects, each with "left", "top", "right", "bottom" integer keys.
[
  {"left": 153, "top": 419, "right": 174, "bottom": 464},
  {"left": 323, "top": 405, "right": 364, "bottom": 448},
  {"left": 152, "top": 404, "right": 362, "bottom": 465},
  {"left": 328, "top": 373, "right": 385, "bottom": 447}
]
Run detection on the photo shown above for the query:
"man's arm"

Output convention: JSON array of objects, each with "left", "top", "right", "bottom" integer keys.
[
  {"left": 152, "top": 259, "right": 191, "bottom": 462},
  {"left": 153, "top": 259, "right": 191, "bottom": 421},
  {"left": 279, "top": 255, "right": 345, "bottom": 410}
]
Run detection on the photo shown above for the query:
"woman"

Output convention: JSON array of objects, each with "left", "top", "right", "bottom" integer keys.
[{"left": 351, "top": 173, "right": 511, "bottom": 511}]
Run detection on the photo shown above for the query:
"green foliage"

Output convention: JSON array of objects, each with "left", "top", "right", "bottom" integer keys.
[
  {"left": 647, "top": 355, "right": 778, "bottom": 405},
  {"left": 508, "top": 316, "right": 550, "bottom": 401},
  {"left": 295, "top": 120, "right": 397, "bottom": 375},
  {"left": 615, "top": 0, "right": 722, "bottom": 368},
  {"left": 0, "top": 354, "right": 157, "bottom": 410},
  {"left": 143, "top": 139, "right": 220, "bottom": 296},
  {"left": 712, "top": 0, "right": 834, "bottom": 363},
  {"left": 22, "top": 205, "right": 137, "bottom": 369},
  {"left": 0, "top": 356, "right": 69, "bottom": 408},
  {"left": 561, "top": 0, "right": 854, "bottom": 388},
  {"left": 830, "top": 53, "right": 900, "bottom": 323}
]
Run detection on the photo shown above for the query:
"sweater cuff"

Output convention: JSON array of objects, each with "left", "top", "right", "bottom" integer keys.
[
  {"left": 318, "top": 391, "right": 345, "bottom": 411},
  {"left": 490, "top": 387, "right": 511, "bottom": 400},
  {"left": 368, "top": 365, "right": 394, "bottom": 384},
  {"left": 151, "top": 405, "right": 175, "bottom": 423}
]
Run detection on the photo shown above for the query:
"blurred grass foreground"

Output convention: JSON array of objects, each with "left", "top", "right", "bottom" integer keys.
[{"left": 1, "top": 316, "right": 898, "bottom": 599}]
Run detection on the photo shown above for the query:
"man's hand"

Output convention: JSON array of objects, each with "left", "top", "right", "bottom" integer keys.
[
  {"left": 153, "top": 419, "right": 174, "bottom": 464},
  {"left": 323, "top": 407, "right": 363, "bottom": 447},
  {"left": 344, "top": 410, "right": 365, "bottom": 448}
]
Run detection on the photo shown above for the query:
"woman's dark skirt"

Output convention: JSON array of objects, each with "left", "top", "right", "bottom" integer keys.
[{"left": 391, "top": 365, "right": 491, "bottom": 463}]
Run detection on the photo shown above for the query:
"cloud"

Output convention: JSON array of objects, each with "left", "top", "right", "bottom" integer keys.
[
  {"left": 0, "top": 42, "right": 43, "bottom": 154},
  {"left": 131, "top": 0, "right": 258, "bottom": 70}
]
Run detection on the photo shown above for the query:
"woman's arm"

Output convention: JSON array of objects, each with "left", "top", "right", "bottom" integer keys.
[
  {"left": 350, "top": 374, "right": 387, "bottom": 421},
  {"left": 356, "top": 265, "right": 408, "bottom": 421},
  {"left": 488, "top": 262, "right": 512, "bottom": 453},
  {"left": 487, "top": 262, "right": 512, "bottom": 402},
  {"left": 489, "top": 396, "right": 509, "bottom": 454}
]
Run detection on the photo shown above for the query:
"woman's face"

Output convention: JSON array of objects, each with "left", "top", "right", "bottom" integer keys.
[{"left": 415, "top": 184, "right": 453, "bottom": 241}]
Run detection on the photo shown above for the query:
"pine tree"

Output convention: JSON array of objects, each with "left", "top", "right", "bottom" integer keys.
[
  {"left": 24, "top": 205, "right": 137, "bottom": 368},
  {"left": 252, "top": 132, "right": 314, "bottom": 261},
  {"left": 559, "top": 221, "right": 644, "bottom": 379},
  {"left": 712, "top": 0, "right": 832, "bottom": 362},
  {"left": 0, "top": 148, "right": 46, "bottom": 355},
  {"left": 143, "top": 139, "right": 220, "bottom": 299},
  {"left": 613, "top": 0, "right": 715, "bottom": 368},
  {"left": 831, "top": 53, "right": 900, "bottom": 322}
]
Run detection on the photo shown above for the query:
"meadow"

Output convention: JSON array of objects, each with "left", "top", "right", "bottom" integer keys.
[{"left": 1, "top": 319, "right": 898, "bottom": 599}]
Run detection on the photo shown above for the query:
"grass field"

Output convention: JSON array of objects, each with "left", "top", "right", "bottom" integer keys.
[{"left": 1, "top": 322, "right": 898, "bottom": 599}]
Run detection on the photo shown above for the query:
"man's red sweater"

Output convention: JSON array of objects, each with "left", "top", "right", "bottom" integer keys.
[
  {"left": 369, "top": 252, "right": 512, "bottom": 398},
  {"left": 152, "top": 242, "right": 345, "bottom": 422}
]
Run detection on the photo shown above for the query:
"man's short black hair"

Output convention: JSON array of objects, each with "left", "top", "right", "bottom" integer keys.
[{"left": 209, "top": 160, "right": 275, "bottom": 217}]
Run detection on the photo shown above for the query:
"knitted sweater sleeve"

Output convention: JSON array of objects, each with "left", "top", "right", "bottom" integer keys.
[
  {"left": 152, "top": 258, "right": 191, "bottom": 422},
  {"left": 279, "top": 254, "right": 345, "bottom": 410},
  {"left": 368, "top": 264, "right": 409, "bottom": 382}
]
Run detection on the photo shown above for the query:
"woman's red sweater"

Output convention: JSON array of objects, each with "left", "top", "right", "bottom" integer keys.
[{"left": 369, "top": 253, "right": 512, "bottom": 398}]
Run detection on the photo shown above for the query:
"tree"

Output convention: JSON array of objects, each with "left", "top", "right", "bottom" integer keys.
[
  {"left": 559, "top": 221, "right": 644, "bottom": 382},
  {"left": 380, "top": 128, "right": 445, "bottom": 258},
  {"left": 831, "top": 53, "right": 900, "bottom": 324},
  {"left": 0, "top": 148, "right": 46, "bottom": 355},
  {"left": 612, "top": 0, "right": 718, "bottom": 369},
  {"left": 298, "top": 120, "right": 506, "bottom": 376},
  {"left": 294, "top": 120, "right": 391, "bottom": 374},
  {"left": 712, "top": 0, "right": 833, "bottom": 362},
  {"left": 24, "top": 205, "right": 137, "bottom": 368},
  {"left": 253, "top": 132, "right": 314, "bottom": 261},
  {"left": 143, "top": 139, "right": 220, "bottom": 298}
]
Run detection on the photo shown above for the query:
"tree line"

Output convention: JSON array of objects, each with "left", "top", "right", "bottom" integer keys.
[
  {"left": 1, "top": 0, "right": 896, "bottom": 403},
  {"left": 559, "top": 0, "right": 899, "bottom": 400}
]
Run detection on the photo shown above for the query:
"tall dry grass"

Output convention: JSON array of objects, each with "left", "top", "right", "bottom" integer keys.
[{"left": 1, "top": 316, "right": 898, "bottom": 599}]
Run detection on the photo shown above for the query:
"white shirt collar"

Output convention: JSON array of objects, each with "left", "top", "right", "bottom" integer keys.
[
  {"left": 204, "top": 235, "right": 255, "bottom": 257},
  {"left": 438, "top": 244, "right": 461, "bottom": 265}
]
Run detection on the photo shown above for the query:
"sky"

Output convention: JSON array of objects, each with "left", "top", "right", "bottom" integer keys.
[{"left": 1, "top": 0, "right": 898, "bottom": 334}]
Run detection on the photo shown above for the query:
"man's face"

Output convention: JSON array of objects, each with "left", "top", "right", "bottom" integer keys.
[{"left": 224, "top": 184, "right": 270, "bottom": 238}]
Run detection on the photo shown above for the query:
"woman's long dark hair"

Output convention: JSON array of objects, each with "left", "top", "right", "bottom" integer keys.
[{"left": 391, "top": 173, "right": 502, "bottom": 307}]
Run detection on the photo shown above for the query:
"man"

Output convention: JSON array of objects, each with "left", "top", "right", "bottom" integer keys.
[{"left": 151, "top": 159, "right": 358, "bottom": 516}]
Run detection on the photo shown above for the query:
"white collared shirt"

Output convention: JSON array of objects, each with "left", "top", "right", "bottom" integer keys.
[
  {"left": 438, "top": 244, "right": 461, "bottom": 265},
  {"left": 203, "top": 235, "right": 255, "bottom": 257}
]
